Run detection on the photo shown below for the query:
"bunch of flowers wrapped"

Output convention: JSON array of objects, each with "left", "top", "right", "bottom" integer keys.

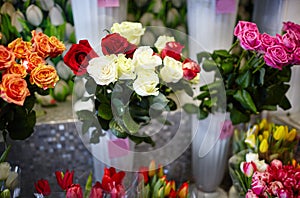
[
  {"left": 34, "top": 167, "right": 126, "bottom": 198},
  {"left": 246, "top": 159, "right": 300, "bottom": 197},
  {"left": 0, "top": 30, "right": 65, "bottom": 141},
  {"left": 138, "top": 160, "right": 189, "bottom": 198},
  {"left": 64, "top": 21, "right": 200, "bottom": 145},
  {"left": 188, "top": 21, "right": 300, "bottom": 125}
]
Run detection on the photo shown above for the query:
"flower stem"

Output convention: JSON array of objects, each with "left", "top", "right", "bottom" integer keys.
[{"left": 229, "top": 40, "right": 239, "bottom": 52}]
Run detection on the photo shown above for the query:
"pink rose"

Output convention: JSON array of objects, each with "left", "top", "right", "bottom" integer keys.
[
  {"left": 89, "top": 182, "right": 103, "bottom": 198},
  {"left": 161, "top": 41, "right": 184, "bottom": 61},
  {"left": 282, "top": 21, "right": 300, "bottom": 35},
  {"left": 182, "top": 58, "right": 200, "bottom": 80},
  {"left": 291, "top": 47, "right": 300, "bottom": 64},
  {"left": 264, "top": 45, "right": 289, "bottom": 70},
  {"left": 258, "top": 33, "right": 277, "bottom": 53},
  {"left": 234, "top": 21, "right": 259, "bottom": 37},
  {"left": 66, "top": 184, "right": 83, "bottom": 198},
  {"left": 239, "top": 29, "right": 261, "bottom": 50},
  {"left": 277, "top": 31, "right": 297, "bottom": 53}
]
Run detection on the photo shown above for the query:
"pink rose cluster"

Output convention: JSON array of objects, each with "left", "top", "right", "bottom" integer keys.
[
  {"left": 234, "top": 21, "right": 300, "bottom": 70},
  {"left": 246, "top": 159, "right": 300, "bottom": 198}
]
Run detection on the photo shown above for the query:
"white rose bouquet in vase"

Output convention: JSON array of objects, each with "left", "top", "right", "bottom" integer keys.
[{"left": 64, "top": 22, "right": 200, "bottom": 172}]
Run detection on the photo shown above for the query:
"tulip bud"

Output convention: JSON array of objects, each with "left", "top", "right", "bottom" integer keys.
[
  {"left": 245, "top": 134, "right": 256, "bottom": 148},
  {"left": 65, "top": 23, "right": 74, "bottom": 40},
  {"left": 157, "top": 164, "right": 163, "bottom": 178},
  {"left": 166, "top": 8, "right": 179, "bottom": 27},
  {"left": 49, "top": 5, "right": 64, "bottom": 26},
  {"left": 38, "top": 0, "right": 54, "bottom": 11},
  {"left": 5, "top": 171, "right": 18, "bottom": 190},
  {"left": 0, "top": 2, "right": 15, "bottom": 17},
  {"left": 259, "top": 119, "right": 267, "bottom": 130},
  {"left": 177, "top": 182, "right": 189, "bottom": 198},
  {"left": 152, "top": 0, "right": 163, "bottom": 13},
  {"left": 286, "top": 128, "right": 297, "bottom": 141},
  {"left": 273, "top": 126, "right": 285, "bottom": 140},
  {"left": 0, "top": 162, "right": 11, "bottom": 180},
  {"left": 11, "top": 11, "right": 25, "bottom": 32},
  {"left": 259, "top": 139, "right": 268, "bottom": 153},
  {"left": 240, "top": 161, "right": 256, "bottom": 177},
  {"left": 26, "top": 5, "right": 43, "bottom": 26},
  {"left": 164, "top": 181, "right": 173, "bottom": 196},
  {"left": 262, "top": 130, "right": 269, "bottom": 139},
  {"left": 148, "top": 160, "right": 156, "bottom": 177}
]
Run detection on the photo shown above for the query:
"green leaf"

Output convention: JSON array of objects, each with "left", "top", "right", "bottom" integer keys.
[
  {"left": 278, "top": 95, "right": 291, "bottom": 110},
  {"left": 85, "top": 78, "right": 97, "bottom": 94},
  {"left": 84, "top": 172, "right": 93, "bottom": 198},
  {"left": 98, "top": 103, "right": 113, "bottom": 120},
  {"left": 258, "top": 68, "right": 265, "bottom": 85},
  {"left": 183, "top": 103, "right": 198, "bottom": 114},
  {"left": 198, "top": 108, "right": 208, "bottom": 120},
  {"left": 77, "top": 110, "right": 95, "bottom": 121},
  {"left": 82, "top": 120, "right": 94, "bottom": 134},
  {"left": 236, "top": 70, "right": 251, "bottom": 88},
  {"left": 112, "top": 98, "right": 125, "bottom": 116},
  {"left": 197, "top": 51, "right": 211, "bottom": 63},
  {"left": 233, "top": 90, "right": 257, "bottom": 113},
  {"left": 0, "top": 145, "right": 11, "bottom": 163},
  {"left": 213, "top": 49, "right": 231, "bottom": 58},
  {"left": 109, "top": 120, "right": 127, "bottom": 138},
  {"left": 90, "top": 129, "right": 101, "bottom": 144},
  {"left": 195, "top": 91, "right": 209, "bottom": 100},
  {"left": 123, "top": 107, "right": 140, "bottom": 134},
  {"left": 202, "top": 59, "right": 218, "bottom": 72},
  {"left": 221, "top": 62, "right": 233, "bottom": 74},
  {"left": 230, "top": 108, "right": 250, "bottom": 125}
]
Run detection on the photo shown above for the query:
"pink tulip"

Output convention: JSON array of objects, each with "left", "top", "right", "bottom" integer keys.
[
  {"left": 251, "top": 180, "right": 266, "bottom": 195},
  {"left": 89, "top": 182, "right": 103, "bottom": 198},
  {"left": 240, "top": 161, "right": 257, "bottom": 177},
  {"left": 245, "top": 190, "right": 259, "bottom": 198},
  {"left": 66, "top": 184, "right": 83, "bottom": 198},
  {"left": 271, "top": 159, "right": 283, "bottom": 170}
]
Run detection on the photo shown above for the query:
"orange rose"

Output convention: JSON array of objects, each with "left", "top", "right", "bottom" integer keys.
[
  {"left": 0, "top": 74, "right": 30, "bottom": 106},
  {"left": 31, "top": 30, "right": 51, "bottom": 58},
  {"left": 8, "top": 38, "right": 32, "bottom": 59},
  {"left": 49, "top": 36, "right": 66, "bottom": 58},
  {"left": 30, "top": 64, "right": 59, "bottom": 90},
  {"left": 23, "top": 52, "right": 46, "bottom": 72},
  {"left": 0, "top": 45, "right": 15, "bottom": 70},
  {"left": 5, "top": 63, "right": 27, "bottom": 78}
]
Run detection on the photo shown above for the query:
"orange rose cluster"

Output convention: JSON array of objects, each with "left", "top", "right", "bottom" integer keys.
[{"left": 0, "top": 31, "right": 65, "bottom": 106}]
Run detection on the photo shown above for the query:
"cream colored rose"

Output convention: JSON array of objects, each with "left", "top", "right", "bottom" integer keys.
[
  {"left": 133, "top": 70, "right": 159, "bottom": 96},
  {"left": 154, "top": 35, "right": 175, "bottom": 52},
  {"left": 87, "top": 55, "right": 118, "bottom": 85},
  {"left": 114, "top": 54, "right": 135, "bottom": 80},
  {"left": 160, "top": 56, "right": 183, "bottom": 83},
  {"left": 111, "top": 21, "right": 145, "bottom": 45},
  {"left": 0, "top": 162, "right": 11, "bottom": 180},
  {"left": 133, "top": 46, "right": 162, "bottom": 70}
]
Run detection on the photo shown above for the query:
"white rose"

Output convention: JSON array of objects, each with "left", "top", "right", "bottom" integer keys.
[
  {"left": 160, "top": 56, "right": 183, "bottom": 83},
  {"left": 133, "top": 70, "right": 159, "bottom": 96},
  {"left": 111, "top": 21, "right": 145, "bottom": 45},
  {"left": 115, "top": 54, "right": 136, "bottom": 80},
  {"left": 133, "top": 46, "right": 162, "bottom": 70},
  {"left": 154, "top": 35, "right": 175, "bottom": 53},
  {"left": 87, "top": 55, "right": 118, "bottom": 85},
  {"left": 0, "top": 162, "right": 11, "bottom": 180}
]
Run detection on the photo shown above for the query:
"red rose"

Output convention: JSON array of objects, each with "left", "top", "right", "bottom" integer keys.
[
  {"left": 34, "top": 179, "right": 51, "bottom": 196},
  {"left": 101, "top": 33, "right": 137, "bottom": 58},
  {"left": 161, "top": 41, "right": 184, "bottom": 61},
  {"left": 63, "top": 40, "right": 98, "bottom": 75},
  {"left": 182, "top": 58, "right": 200, "bottom": 80},
  {"left": 55, "top": 170, "right": 74, "bottom": 190},
  {"left": 66, "top": 184, "right": 83, "bottom": 198}
]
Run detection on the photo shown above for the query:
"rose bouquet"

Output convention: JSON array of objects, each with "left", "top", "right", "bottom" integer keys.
[
  {"left": 0, "top": 30, "right": 65, "bottom": 142},
  {"left": 186, "top": 21, "right": 300, "bottom": 125},
  {"left": 64, "top": 21, "right": 200, "bottom": 145}
]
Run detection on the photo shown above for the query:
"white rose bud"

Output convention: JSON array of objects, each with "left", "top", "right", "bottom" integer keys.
[
  {"left": 38, "top": 0, "right": 54, "bottom": 11},
  {"left": 111, "top": 21, "right": 145, "bottom": 45},
  {"left": 0, "top": 2, "right": 15, "bottom": 17},
  {"left": 133, "top": 46, "right": 162, "bottom": 70},
  {"left": 115, "top": 54, "right": 136, "bottom": 80},
  {"left": 154, "top": 35, "right": 175, "bottom": 53},
  {"left": 0, "top": 162, "right": 11, "bottom": 180},
  {"left": 11, "top": 10, "right": 25, "bottom": 32},
  {"left": 26, "top": 5, "right": 43, "bottom": 26},
  {"left": 133, "top": 70, "right": 159, "bottom": 96},
  {"left": 160, "top": 56, "right": 183, "bottom": 83},
  {"left": 87, "top": 55, "right": 118, "bottom": 86},
  {"left": 5, "top": 171, "right": 18, "bottom": 190},
  {"left": 49, "top": 5, "right": 64, "bottom": 26}
]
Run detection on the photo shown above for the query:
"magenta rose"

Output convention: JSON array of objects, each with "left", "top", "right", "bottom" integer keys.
[
  {"left": 182, "top": 58, "right": 200, "bottom": 80},
  {"left": 258, "top": 33, "right": 277, "bottom": 53},
  {"left": 282, "top": 21, "right": 300, "bottom": 33},
  {"left": 101, "top": 33, "right": 137, "bottom": 58},
  {"left": 277, "top": 31, "right": 297, "bottom": 53},
  {"left": 292, "top": 47, "right": 300, "bottom": 64},
  {"left": 263, "top": 45, "right": 289, "bottom": 70},
  {"left": 63, "top": 40, "right": 98, "bottom": 75},
  {"left": 239, "top": 29, "right": 261, "bottom": 50},
  {"left": 161, "top": 41, "right": 184, "bottom": 61},
  {"left": 66, "top": 184, "right": 83, "bottom": 198},
  {"left": 234, "top": 21, "right": 259, "bottom": 37}
]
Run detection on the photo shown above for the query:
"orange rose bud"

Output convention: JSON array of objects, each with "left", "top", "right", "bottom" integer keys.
[
  {"left": 30, "top": 64, "right": 59, "bottom": 90},
  {"left": 0, "top": 45, "right": 15, "bottom": 70},
  {"left": 5, "top": 63, "right": 27, "bottom": 78},
  {"left": 24, "top": 52, "right": 46, "bottom": 73},
  {"left": 49, "top": 36, "right": 66, "bottom": 58},
  {"left": 31, "top": 30, "right": 51, "bottom": 58},
  {"left": 8, "top": 38, "right": 32, "bottom": 59},
  {"left": 157, "top": 164, "right": 164, "bottom": 178},
  {"left": 148, "top": 160, "right": 156, "bottom": 177},
  {"left": 177, "top": 182, "right": 189, "bottom": 198},
  {"left": 0, "top": 74, "right": 30, "bottom": 106}
]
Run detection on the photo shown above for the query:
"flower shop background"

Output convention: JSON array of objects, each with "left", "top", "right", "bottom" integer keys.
[{"left": 1, "top": 0, "right": 300, "bottom": 197}]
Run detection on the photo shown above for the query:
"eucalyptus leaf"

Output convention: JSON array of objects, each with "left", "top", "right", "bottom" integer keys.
[
  {"left": 183, "top": 103, "right": 198, "bottom": 114},
  {"left": 98, "top": 103, "right": 113, "bottom": 120},
  {"left": 202, "top": 59, "right": 218, "bottom": 72},
  {"left": 123, "top": 107, "right": 140, "bottom": 134},
  {"left": 197, "top": 51, "right": 211, "bottom": 63}
]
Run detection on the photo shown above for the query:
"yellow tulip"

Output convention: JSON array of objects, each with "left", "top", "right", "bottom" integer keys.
[
  {"left": 157, "top": 164, "right": 164, "bottom": 178},
  {"left": 263, "top": 130, "right": 269, "bottom": 139},
  {"left": 259, "top": 119, "right": 267, "bottom": 130},
  {"left": 245, "top": 134, "right": 256, "bottom": 148},
  {"left": 259, "top": 139, "right": 269, "bottom": 153},
  {"left": 286, "top": 129, "right": 297, "bottom": 141},
  {"left": 148, "top": 160, "right": 156, "bottom": 177},
  {"left": 258, "top": 134, "right": 263, "bottom": 141},
  {"left": 273, "top": 126, "right": 285, "bottom": 140}
]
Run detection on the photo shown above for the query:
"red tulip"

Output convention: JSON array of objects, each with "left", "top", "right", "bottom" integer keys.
[
  {"left": 177, "top": 182, "right": 189, "bottom": 198},
  {"left": 138, "top": 167, "right": 149, "bottom": 184},
  {"left": 34, "top": 179, "right": 51, "bottom": 196},
  {"left": 66, "top": 184, "right": 83, "bottom": 198},
  {"left": 55, "top": 170, "right": 74, "bottom": 190},
  {"left": 89, "top": 182, "right": 103, "bottom": 198}
]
